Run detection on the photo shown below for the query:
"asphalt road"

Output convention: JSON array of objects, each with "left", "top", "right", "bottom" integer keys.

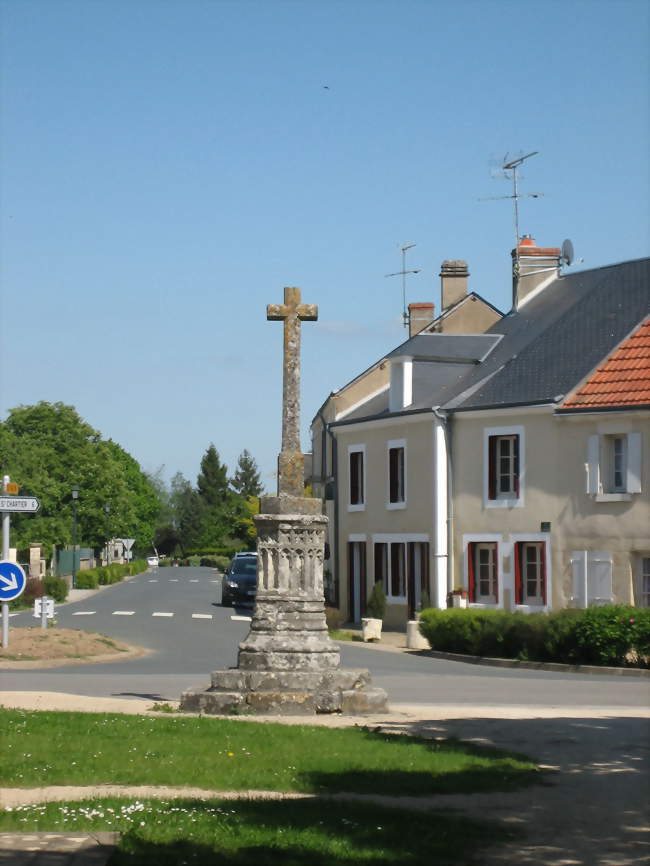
[{"left": 3, "top": 566, "right": 649, "bottom": 710}]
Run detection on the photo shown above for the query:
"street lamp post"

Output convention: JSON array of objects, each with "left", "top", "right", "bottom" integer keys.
[
  {"left": 71, "top": 486, "right": 79, "bottom": 589},
  {"left": 104, "top": 502, "right": 111, "bottom": 567}
]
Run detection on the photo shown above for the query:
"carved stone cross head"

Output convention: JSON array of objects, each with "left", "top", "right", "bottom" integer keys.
[{"left": 267, "top": 287, "right": 318, "bottom": 499}]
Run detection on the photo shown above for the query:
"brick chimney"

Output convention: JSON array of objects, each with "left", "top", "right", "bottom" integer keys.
[
  {"left": 408, "top": 301, "right": 435, "bottom": 337},
  {"left": 512, "top": 235, "right": 561, "bottom": 308},
  {"left": 440, "top": 260, "right": 469, "bottom": 312}
]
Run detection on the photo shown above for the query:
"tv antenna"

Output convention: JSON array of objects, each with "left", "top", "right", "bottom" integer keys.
[
  {"left": 479, "top": 150, "right": 543, "bottom": 268},
  {"left": 385, "top": 242, "right": 421, "bottom": 329}
]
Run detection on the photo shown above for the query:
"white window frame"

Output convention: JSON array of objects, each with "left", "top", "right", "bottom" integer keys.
[
  {"left": 372, "top": 533, "right": 428, "bottom": 604},
  {"left": 386, "top": 438, "right": 407, "bottom": 510},
  {"left": 483, "top": 425, "right": 525, "bottom": 508},
  {"left": 510, "top": 532, "right": 551, "bottom": 612},
  {"left": 587, "top": 431, "right": 642, "bottom": 501},
  {"left": 463, "top": 533, "right": 503, "bottom": 609},
  {"left": 347, "top": 444, "right": 366, "bottom": 512}
]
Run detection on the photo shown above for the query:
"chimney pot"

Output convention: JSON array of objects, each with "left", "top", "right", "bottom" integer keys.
[
  {"left": 408, "top": 301, "right": 435, "bottom": 337},
  {"left": 440, "top": 260, "right": 469, "bottom": 311}
]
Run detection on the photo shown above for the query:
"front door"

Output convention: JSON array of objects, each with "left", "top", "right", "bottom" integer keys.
[{"left": 348, "top": 541, "right": 367, "bottom": 623}]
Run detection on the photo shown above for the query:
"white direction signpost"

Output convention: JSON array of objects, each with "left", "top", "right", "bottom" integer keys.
[
  {"left": 1, "top": 477, "right": 40, "bottom": 648},
  {"left": 0, "top": 496, "right": 41, "bottom": 513}
]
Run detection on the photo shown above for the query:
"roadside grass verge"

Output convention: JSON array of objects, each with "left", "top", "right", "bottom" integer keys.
[
  {"left": 0, "top": 709, "right": 540, "bottom": 795},
  {"left": 329, "top": 629, "right": 363, "bottom": 642},
  {"left": 0, "top": 796, "right": 514, "bottom": 864}
]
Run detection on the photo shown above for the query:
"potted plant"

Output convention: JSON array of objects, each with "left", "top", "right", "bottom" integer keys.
[
  {"left": 447, "top": 587, "right": 469, "bottom": 609},
  {"left": 362, "top": 581, "right": 386, "bottom": 641}
]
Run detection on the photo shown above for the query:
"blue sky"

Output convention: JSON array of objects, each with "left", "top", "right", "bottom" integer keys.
[{"left": 1, "top": 0, "right": 648, "bottom": 490}]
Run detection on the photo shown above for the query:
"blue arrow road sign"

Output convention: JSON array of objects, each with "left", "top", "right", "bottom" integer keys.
[{"left": 0, "top": 561, "right": 27, "bottom": 602}]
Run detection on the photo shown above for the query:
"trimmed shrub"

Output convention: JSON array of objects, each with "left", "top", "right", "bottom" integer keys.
[
  {"left": 572, "top": 605, "right": 649, "bottom": 666},
  {"left": 325, "top": 606, "right": 345, "bottom": 630},
  {"left": 366, "top": 581, "right": 386, "bottom": 619},
  {"left": 43, "top": 576, "right": 68, "bottom": 603},
  {"left": 200, "top": 557, "right": 218, "bottom": 568},
  {"left": 418, "top": 606, "right": 650, "bottom": 668},
  {"left": 75, "top": 570, "right": 99, "bottom": 589}
]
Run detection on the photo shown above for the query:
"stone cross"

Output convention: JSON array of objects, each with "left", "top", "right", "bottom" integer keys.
[{"left": 267, "top": 286, "right": 318, "bottom": 498}]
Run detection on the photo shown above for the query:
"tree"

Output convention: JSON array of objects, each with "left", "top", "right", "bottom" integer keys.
[
  {"left": 0, "top": 402, "right": 162, "bottom": 556},
  {"left": 197, "top": 445, "right": 230, "bottom": 506},
  {"left": 231, "top": 449, "right": 263, "bottom": 498}
]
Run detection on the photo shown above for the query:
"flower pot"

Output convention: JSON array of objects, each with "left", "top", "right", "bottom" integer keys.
[{"left": 361, "top": 617, "right": 382, "bottom": 642}]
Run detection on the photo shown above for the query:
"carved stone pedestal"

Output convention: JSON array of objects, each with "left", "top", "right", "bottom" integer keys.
[{"left": 180, "top": 499, "right": 388, "bottom": 716}]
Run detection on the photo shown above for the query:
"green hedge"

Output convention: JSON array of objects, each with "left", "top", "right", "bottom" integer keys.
[
  {"left": 74, "top": 558, "right": 148, "bottom": 590},
  {"left": 43, "top": 576, "right": 68, "bottom": 603},
  {"left": 418, "top": 606, "right": 650, "bottom": 668}
]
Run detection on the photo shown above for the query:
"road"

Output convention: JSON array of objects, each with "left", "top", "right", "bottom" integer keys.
[{"left": 3, "top": 566, "right": 649, "bottom": 711}]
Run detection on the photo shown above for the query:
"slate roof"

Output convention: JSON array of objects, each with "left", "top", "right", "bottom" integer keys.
[
  {"left": 444, "top": 258, "right": 650, "bottom": 411},
  {"left": 386, "top": 333, "right": 501, "bottom": 362},
  {"left": 560, "top": 317, "right": 650, "bottom": 410}
]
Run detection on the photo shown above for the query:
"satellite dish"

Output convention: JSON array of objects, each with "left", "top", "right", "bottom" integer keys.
[{"left": 561, "top": 238, "right": 574, "bottom": 267}]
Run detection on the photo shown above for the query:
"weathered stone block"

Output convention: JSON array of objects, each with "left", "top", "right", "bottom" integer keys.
[
  {"left": 180, "top": 689, "right": 246, "bottom": 714},
  {"left": 246, "top": 691, "right": 316, "bottom": 714},
  {"left": 341, "top": 687, "right": 389, "bottom": 714},
  {"left": 238, "top": 650, "right": 342, "bottom": 672},
  {"left": 210, "top": 670, "right": 246, "bottom": 690}
]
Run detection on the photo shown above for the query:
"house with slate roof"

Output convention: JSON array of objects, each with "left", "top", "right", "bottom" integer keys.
[
  {"left": 310, "top": 260, "right": 501, "bottom": 610},
  {"left": 318, "top": 238, "right": 649, "bottom": 628}
]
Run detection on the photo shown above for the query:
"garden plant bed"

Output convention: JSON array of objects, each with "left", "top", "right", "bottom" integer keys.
[{"left": 0, "top": 628, "right": 145, "bottom": 668}]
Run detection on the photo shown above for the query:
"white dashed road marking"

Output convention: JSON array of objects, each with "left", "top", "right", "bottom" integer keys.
[
  {"left": 189, "top": 579, "right": 199, "bottom": 583},
  {"left": 72, "top": 611, "right": 96, "bottom": 616},
  {"left": 192, "top": 613, "right": 212, "bottom": 619},
  {"left": 148, "top": 579, "right": 158, "bottom": 583},
  {"left": 231, "top": 615, "right": 252, "bottom": 622},
  {"left": 152, "top": 612, "right": 174, "bottom": 618},
  {"left": 112, "top": 611, "right": 135, "bottom": 616},
  {"left": 169, "top": 579, "right": 179, "bottom": 582}
]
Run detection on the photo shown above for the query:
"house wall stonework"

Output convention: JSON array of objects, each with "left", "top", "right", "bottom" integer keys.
[
  {"left": 334, "top": 415, "right": 438, "bottom": 627},
  {"left": 452, "top": 408, "right": 650, "bottom": 609}
]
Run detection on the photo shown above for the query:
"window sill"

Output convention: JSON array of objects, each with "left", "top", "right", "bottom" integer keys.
[
  {"left": 347, "top": 504, "right": 366, "bottom": 512},
  {"left": 514, "top": 604, "right": 547, "bottom": 612},
  {"left": 484, "top": 498, "right": 522, "bottom": 509},
  {"left": 386, "top": 501, "right": 406, "bottom": 510},
  {"left": 594, "top": 493, "right": 632, "bottom": 502}
]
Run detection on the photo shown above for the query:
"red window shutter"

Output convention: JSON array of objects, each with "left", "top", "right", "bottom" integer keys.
[
  {"left": 347, "top": 543, "right": 354, "bottom": 618},
  {"left": 488, "top": 437, "right": 497, "bottom": 499},
  {"left": 540, "top": 542, "right": 547, "bottom": 605},
  {"left": 493, "top": 543, "right": 499, "bottom": 603},
  {"left": 360, "top": 543, "right": 367, "bottom": 613},
  {"left": 513, "top": 436, "right": 520, "bottom": 497},
  {"left": 514, "top": 542, "right": 523, "bottom": 605},
  {"left": 467, "top": 543, "right": 476, "bottom": 601}
]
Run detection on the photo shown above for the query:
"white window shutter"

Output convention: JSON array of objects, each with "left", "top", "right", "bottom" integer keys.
[
  {"left": 586, "top": 435, "right": 600, "bottom": 494},
  {"left": 626, "top": 432, "right": 642, "bottom": 493},
  {"left": 571, "top": 552, "right": 586, "bottom": 608}
]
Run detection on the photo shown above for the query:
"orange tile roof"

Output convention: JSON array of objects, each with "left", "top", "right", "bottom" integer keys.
[{"left": 562, "top": 317, "right": 650, "bottom": 409}]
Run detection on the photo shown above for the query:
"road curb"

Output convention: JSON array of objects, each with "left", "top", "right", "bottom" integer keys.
[{"left": 418, "top": 649, "right": 650, "bottom": 677}]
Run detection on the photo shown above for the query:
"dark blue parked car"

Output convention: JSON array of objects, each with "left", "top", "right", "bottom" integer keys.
[{"left": 222, "top": 554, "right": 258, "bottom": 606}]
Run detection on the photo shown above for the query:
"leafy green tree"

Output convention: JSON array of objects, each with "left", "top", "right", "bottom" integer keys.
[
  {"left": 231, "top": 449, "right": 263, "bottom": 498},
  {"left": 0, "top": 402, "right": 161, "bottom": 557}
]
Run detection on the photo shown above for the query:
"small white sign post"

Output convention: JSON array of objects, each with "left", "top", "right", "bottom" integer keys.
[
  {"left": 1, "top": 476, "right": 40, "bottom": 648},
  {"left": 122, "top": 538, "right": 135, "bottom": 562},
  {"left": 33, "top": 597, "right": 54, "bottom": 630}
]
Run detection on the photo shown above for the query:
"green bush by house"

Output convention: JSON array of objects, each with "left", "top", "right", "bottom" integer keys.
[{"left": 418, "top": 605, "right": 650, "bottom": 668}]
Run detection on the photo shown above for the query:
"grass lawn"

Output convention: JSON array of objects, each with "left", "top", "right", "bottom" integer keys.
[
  {"left": 0, "top": 796, "right": 514, "bottom": 864},
  {"left": 0, "top": 708, "right": 540, "bottom": 795}
]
